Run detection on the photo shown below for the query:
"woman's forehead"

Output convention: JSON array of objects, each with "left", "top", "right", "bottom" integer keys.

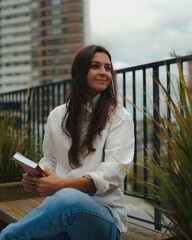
[{"left": 91, "top": 52, "right": 111, "bottom": 64}]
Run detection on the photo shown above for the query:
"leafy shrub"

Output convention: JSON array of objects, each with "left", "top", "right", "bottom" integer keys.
[{"left": 0, "top": 114, "right": 42, "bottom": 183}]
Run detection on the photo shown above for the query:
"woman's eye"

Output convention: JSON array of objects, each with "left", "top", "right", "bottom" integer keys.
[
  {"left": 105, "top": 66, "right": 111, "bottom": 71},
  {"left": 90, "top": 64, "right": 98, "bottom": 69}
]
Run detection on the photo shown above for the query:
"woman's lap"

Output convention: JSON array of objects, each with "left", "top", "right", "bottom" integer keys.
[{"left": 0, "top": 188, "right": 120, "bottom": 240}]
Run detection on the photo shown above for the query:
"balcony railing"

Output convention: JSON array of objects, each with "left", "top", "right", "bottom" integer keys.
[{"left": 0, "top": 54, "right": 192, "bottom": 230}]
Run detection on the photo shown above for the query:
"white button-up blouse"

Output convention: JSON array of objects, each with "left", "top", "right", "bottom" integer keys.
[{"left": 39, "top": 97, "right": 134, "bottom": 233}]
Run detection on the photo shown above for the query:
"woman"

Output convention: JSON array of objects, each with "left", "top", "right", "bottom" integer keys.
[{"left": 0, "top": 45, "right": 134, "bottom": 240}]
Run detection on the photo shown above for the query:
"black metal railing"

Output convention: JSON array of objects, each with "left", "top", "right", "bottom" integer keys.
[
  {"left": 0, "top": 80, "right": 71, "bottom": 144},
  {"left": 115, "top": 54, "right": 192, "bottom": 229},
  {"left": 0, "top": 55, "right": 192, "bottom": 230}
]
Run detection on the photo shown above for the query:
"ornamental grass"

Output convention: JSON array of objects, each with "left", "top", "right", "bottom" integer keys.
[{"left": 124, "top": 60, "right": 192, "bottom": 239}]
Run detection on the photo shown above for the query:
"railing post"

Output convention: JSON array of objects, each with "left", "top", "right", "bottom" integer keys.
[
  {"left": 143, "top": 69, "right": 148, "bottom": 195},
  {"left": 123, "top": 72, "right": 126, "bottom": 108},
  {"left": 132, "top": 70, "right": 137, "bottom": 192},
  {"left": 42, "top": 87, "right": 45, "bottom": 142},
  {"left": 153, "top": 66, "right": 161, "bottom": 230},
  {"left": 27, "top": 88, "right": 32, "bottom": 132},
  {"left": 122, "top": 71, "right": 128, "bottom": 191}
]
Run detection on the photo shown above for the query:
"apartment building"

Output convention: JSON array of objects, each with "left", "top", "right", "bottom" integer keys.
[
  {"left": 0, "top": 0, "right": 89, "bottom": 93},
  {"left": 0, "top": 0, "right": 31, "bottom": 93}
]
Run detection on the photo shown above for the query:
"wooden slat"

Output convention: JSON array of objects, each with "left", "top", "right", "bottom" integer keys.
[
  {"left": 0, "top": 182, "right": 41, "bottom": 202},
  {"left": 0, "top": 197, "right": 45, "bottom": 224},
  {"left": 120, "top": 219, "right": 166, "bottom": 240}
]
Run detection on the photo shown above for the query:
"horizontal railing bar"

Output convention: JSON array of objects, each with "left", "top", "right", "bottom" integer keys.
[
  {"left": 127, "top": 214, "right": 155, "bottom": 225},
  {"left": 0, "top": 79, "right": 71, "bottom": 96},
  {"left": 127, "top": 214, "right": 167, "bottom": 229},
  {"left": 115, "top": 54, "right": 192, "bottom": 73},
  {"left": 124, "top": 192, "right": 160, "bottom": 202}
]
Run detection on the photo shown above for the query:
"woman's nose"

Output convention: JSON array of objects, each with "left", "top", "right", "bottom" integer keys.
[{"left": 99, "top": 66, "right": 106, "bottom": 75}]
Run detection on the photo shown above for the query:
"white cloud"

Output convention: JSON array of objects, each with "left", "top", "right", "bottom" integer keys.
[{"left": 89, "top": 0, "right": 192, "bottom": 68}]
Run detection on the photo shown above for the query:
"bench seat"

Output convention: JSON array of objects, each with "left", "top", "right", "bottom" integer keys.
[
  {"left": 0, "top": 182, "right": 166, "bottom": 239},
  {"left": 0, "top": 198, "right": 167, "bottom": 239}
]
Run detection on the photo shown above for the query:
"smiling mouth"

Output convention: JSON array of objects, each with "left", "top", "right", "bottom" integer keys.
[{"left": 96, "top": 79, "right": 107, "bottom": 82}]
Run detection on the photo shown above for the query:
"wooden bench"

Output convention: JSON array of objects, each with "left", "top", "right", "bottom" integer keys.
[{"left": 0, "top": 182, "right": 167, "bottom": 239}]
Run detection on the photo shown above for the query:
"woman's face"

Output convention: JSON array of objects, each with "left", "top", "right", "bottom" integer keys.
[{"left": 87, "top": 52, "right": 112, "bottom": 98}]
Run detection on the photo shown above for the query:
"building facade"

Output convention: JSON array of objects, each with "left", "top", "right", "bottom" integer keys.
[
  {"left": 0, "top": 0, "right": 31, "bottom": 93},
  {"left": 0, "top": 0, "right": 89, "bottom": 93}
]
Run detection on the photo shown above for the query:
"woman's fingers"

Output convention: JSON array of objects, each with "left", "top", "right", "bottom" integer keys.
[{"left": 22, "top": 173, "right": 40, "bottom": 192}]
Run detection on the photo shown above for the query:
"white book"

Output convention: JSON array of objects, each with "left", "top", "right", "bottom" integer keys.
[{"left": 13, "top": 152, "right": 46, "bottom": 177}]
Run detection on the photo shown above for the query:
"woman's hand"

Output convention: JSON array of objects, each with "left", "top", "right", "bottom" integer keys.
[
  {"left": 34, "top": 166, "right": 63, "bottom": 197},
  {"left": 22, "top": 166, "right": 63, "bottom": 196},
  {"left": 22, "top": 173, "right": 39, "bottom": 192},
  {"left": 23, "top": 166, "right": 96, "bottom": 197}
]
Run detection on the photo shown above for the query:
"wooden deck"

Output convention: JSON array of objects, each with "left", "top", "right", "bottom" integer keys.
[{"left": 0, "top": 183, "right": 168, "bottom": 239}]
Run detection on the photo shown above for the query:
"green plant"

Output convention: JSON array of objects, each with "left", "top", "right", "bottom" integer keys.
[
  {"left": 0, "top": 113, "right": 42, "bottom": 183},
  {"left": 124, "top": 61, "right": 192, "bottom": 239}
]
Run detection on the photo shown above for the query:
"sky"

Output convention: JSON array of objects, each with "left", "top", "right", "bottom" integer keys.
[{"left": 89, "top": 0, "right": 192, "bottom": 70}]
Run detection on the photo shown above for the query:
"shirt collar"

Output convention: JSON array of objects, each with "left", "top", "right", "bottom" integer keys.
[{"left": 85, "top": 94, "right": 100, "bottom": 113}]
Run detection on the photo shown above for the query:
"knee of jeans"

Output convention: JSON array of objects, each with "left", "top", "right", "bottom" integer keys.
[{"left": 51, "top": 188, "right": 86, "bottom": 209}]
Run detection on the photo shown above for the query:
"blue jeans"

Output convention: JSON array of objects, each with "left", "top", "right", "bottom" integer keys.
[{"left": 0, "top": 188, "right": 120, "bottom": 240}]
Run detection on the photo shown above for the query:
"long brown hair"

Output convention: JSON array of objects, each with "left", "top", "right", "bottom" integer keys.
[{"left": 62, "top": 45, "right": 118, "bottom": 168}]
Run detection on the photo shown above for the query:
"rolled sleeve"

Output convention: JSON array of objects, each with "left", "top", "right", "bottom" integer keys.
[
  {"left": 84, "top": 107, "right": 135, "bottom": 196},
  {"left": 39, "top": 114, "right": 57, "bottom": 171}
]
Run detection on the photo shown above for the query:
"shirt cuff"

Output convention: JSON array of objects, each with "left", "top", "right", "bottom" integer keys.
[{"left": 83, "top": 172, "right": 110, "bottom": 196}]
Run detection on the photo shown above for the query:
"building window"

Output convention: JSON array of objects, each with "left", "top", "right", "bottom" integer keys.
[
  {"left": 30, "top": 2, "right": 38, "bottom": 9},
  {"left": 31, "top": 31, "right": 38, "bottom": 37},
  {"left": 32, "top": 61, "right": 38, "bottom": 66},
  {"left": 64, "top": 58, "right": 69, "bottom": 64},
  {"left": 23, "top": 62, "right": 30, "bottom": 65},
  {"left": 31, "top": 70, "right": 39, "bottom": 76},
  {"left": 52, "top": 28, "right": 61, "bottom": 35},
  {"left": 31, "top": 12, "right": 37, "bottom": 18},
  {"left": 5, "top": 82, "right": 13, "bottom": 86},
  {"left": 47, "top": 29, "right": 52, "bottom": 35},
  {"left": 2, "top": 34, "right": 13, "bottom": 39},
  {"left": 53, "top": 49, "right": 60, "bottom": 55},
  {"left": 41, "top": 30, "right": 46, "bottom": 36},
  {"left": 53, "top": 39, "right": 60, "bottom": 45},
  {"left": 4, "top": 53, "right": 14, "bottom": 57},
  {"left": 63, "top": 17, "right": 68, "bottom": 23},
  {"left": 32, "top": 51, "right": 38, "bottom": 57},
  {"left": 31, "top": 21, "right": 38, "bottom": 28},
  {"left": 52, "top": 8, "right": 60, "bottom": 15},
  {"left": 51, "top": 0, "right": 60, "bottom": 5},
  {"left": 54, "top": 69, "right": 61, "bottom": 75},
  {"left": 2, "top": 25, "right": 13, "bottom": 29},
  {"left": 52, "top": 18, "right": 60, "bottom": 25},
  {"left": 31, "top": 41, "right": 38, "bottom": 47}
]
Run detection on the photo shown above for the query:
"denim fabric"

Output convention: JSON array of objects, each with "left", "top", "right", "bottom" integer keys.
[{"left": 0, "top": 188, "right": 120, "bottom": 240}]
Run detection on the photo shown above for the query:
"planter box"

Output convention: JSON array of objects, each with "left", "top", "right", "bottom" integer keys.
[{"left": 0, "top": 182, "right": 40, "bottom": 202}]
